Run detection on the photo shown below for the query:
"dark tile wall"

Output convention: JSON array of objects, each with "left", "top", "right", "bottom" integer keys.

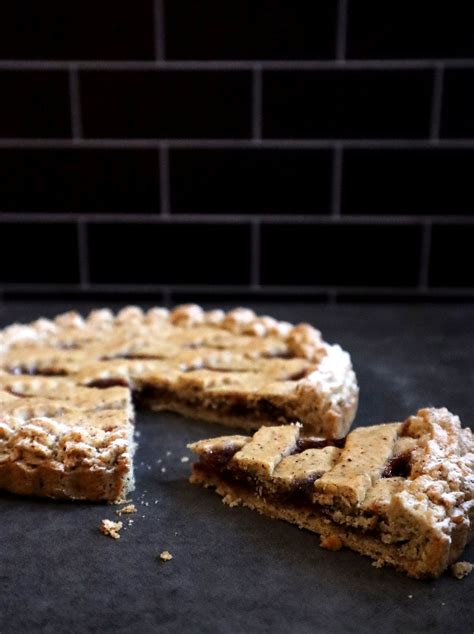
[{"left": 0, "top": 0, "right": 473, "bottom": 304}]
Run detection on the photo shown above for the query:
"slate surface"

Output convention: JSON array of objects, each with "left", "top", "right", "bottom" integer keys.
[{"left": 0, "top": 301, "right": 473, "bottom": 634}]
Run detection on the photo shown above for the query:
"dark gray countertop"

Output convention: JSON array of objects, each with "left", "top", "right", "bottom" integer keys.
[{"left": 0, "top": 301, "right": 473, "bottom": 634}]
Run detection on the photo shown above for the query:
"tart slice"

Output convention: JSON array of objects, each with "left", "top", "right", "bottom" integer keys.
[
  {"left": 0, "top": 375, "right": 134, "bottom": 501},
  {"left": 189, "top": 407, "right": 474, "bottom": 578},
  {"left": 0, "top": 304, "right": 358, "bottom": 437}
]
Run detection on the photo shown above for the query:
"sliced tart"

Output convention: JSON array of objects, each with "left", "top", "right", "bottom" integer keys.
[{"left": 189, "top": 408, "right": 474, "bottom": 578}]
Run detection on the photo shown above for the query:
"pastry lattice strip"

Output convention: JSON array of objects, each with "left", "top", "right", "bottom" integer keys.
[{"left": 189, "top": 407, "right": 474, "bottom": 579}]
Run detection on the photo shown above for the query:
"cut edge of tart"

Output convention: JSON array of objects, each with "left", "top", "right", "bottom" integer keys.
[
  {"left": 0, "top": 377, "right": 135, "bottom": 502},
  {"left": 188, "top": 407, "right": 474, "bottom": 579}
]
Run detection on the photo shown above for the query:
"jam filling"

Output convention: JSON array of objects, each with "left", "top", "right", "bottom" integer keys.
[
  {"left": 286, "top": 368, "right": 311, "bottom": 381},
  {"left": 382, "top": 452, "right": 412, "bottom": 478},
  {"left": 180, "top": 366, "right": 252, "bottom": 374},
  {"left": 195, "top": 434, "right": 348, "bottom": 509},
  {"left": 296, "top": 436, "right": 346, "bottom": 452},
  {"left": 8, "top": 367, "right": 67, "bottom": 377},
  {"left": 195, "top": 461, "right": 321, "bottom": 509},
  {"left": 135, "top": 386, "right": 300, "bottom": 424},
  {"left": 88, "top": 378, "right": 130, "bottom": 389}
]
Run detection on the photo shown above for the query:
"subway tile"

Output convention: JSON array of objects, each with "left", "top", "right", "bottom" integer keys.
[
  {"left": 429, "top": 225, "right": 474, "bottom": 287},
  {"left": 342, "top": 149, "right": 474, "bottom": 215},
  {"left": 263, "top": 70, "right": 432, "bottom": 139},
  {"left": 170, "top": 149, "right": 331, "bottom": 214},
  {"left": 80, "top": 71, "right": 251, "bottom": 139},
  {"left": 0, "top": 223, "right": 79, "bottom": 283},
  {"left": 88, "top": 223, "right": 251, "bottom": 284},
  {"left": 0, "top": 1, "right": 154, "bottom": 60},
  {"left": 0, "top": 71, "right": 70, "bottom": 138},
  {"left": 0, "top": 149, "right": 159, "bottom": 213},
  {"left": 441, "top": 69, "right": 474, "bottom": 138},
  {"left": 165, "top": 0, "right": 336, "bottom": 60},
  {"left": 261, "top": 224, "right": 422, "bottom": 286},
  {"left": 347, "top": 0, "right": 474, "bottom": 59}
]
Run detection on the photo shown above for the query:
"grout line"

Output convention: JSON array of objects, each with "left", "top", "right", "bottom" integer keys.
[
  {"left": 252, "top": 64, "right": 263, "bottom": 141},
  {"left": 328, "top": 289, "right": 338, "bottom": 305},
  {"left": 153, "top": 0, "right": 166, "bottom": 61},
  {"left": 159, "top": 143, "right": 170, "bottom": 215},
  {"left": 1, "top": 213, "right": 474, "bottom": 225},
  {"left": 1, "top": 138, "right": 474, "bottom": 150},
  {"left": 336, "top": 0, "right": 348, "bottom": 61},
  {"left": 162, "top": 286, "right": 171, "bottom": 306},
  {"left": 3, "top": 59, "right": 474, "bottom": 70},
  {"left": 418, "top": 221, "right": 432, "bottom": 290},
  {"left": 68, "top": 65, "right": 82, "bottom": 139},
  {"left": 430, "top": 64, "right": 445, "bottom": 140},
  {"left": 331, "top": 143, "right": 343, "bottom": 216},
  {"left": 250, "top": 220, "right": 261, "bottom": 288},
  {"left": 77, "top": 219, "right": 89, "bottom": 288},
  {"left": 2, "top": 283, "right": 474, "bottom": 297}
]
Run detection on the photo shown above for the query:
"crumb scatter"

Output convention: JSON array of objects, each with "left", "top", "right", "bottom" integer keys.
[
  {"left": 320, "top": 534, "right": 343, "bottom": 551},
  {"left": 160, "top": 550, "right": 173, "bottom": 561},
  {"left": 116, "top": 504, "right": 137, "bottom": 516},
  {"left": 451, "top": 561, "right": 473, "bottom": 579},
  {"left": 100, "top": 519, "right": 123, "bottom": 540}
]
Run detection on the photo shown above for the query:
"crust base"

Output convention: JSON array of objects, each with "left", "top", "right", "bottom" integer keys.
[
  {"left": 144, "top": 390, "right": 356, "bottom": 437},
  {"left": 190, "top": 468, "right": 456, "bottom": 579},
  {"left": 0, "top": 459, "right": 133, "bottom": 502}
]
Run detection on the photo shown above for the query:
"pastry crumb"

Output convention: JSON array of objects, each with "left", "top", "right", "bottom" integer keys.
[
  {"left": 110, "top": 497, "right": 131, "bottom": 506},
  {"left": 100, "top": 519, "right": 123, "bottom": 540},
  {"left": 180, "top": 456, "right": 189, "bottom": 463},
  {"left": 371, "top": 559, "right": 384, "bottom": 569},
  {"left": 160, "top": 550, "right": 173, "bottom": 561},
  {"left": 116, "top": 504, "right": 137, "bottom": 516},
  {"left": 320, "top": 534, "right": 343, "bottom": 551},
  {"left": 451, "top": 561, "right": 473, "bottom": 579},
  {"left": 407, "top": 594, "right": 413, "bottom": 599}
]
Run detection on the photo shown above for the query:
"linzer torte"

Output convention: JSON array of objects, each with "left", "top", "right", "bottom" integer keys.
[
  {"left": 0, "top": 304, "right": 358, "bottom": 501},
  {"left": 189, "top": 408, "right": 474, "bottom": 579}
]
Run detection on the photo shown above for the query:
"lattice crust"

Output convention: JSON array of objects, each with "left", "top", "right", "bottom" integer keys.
[
  {"left": 189, "top": 408, "right": 474, "bottom": 579},
  {"left": 0, "top": 374, "right": 134, "bottom": 501},
  {"left": 0, "top": 305, "right": 359, "bottom": 437}
]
